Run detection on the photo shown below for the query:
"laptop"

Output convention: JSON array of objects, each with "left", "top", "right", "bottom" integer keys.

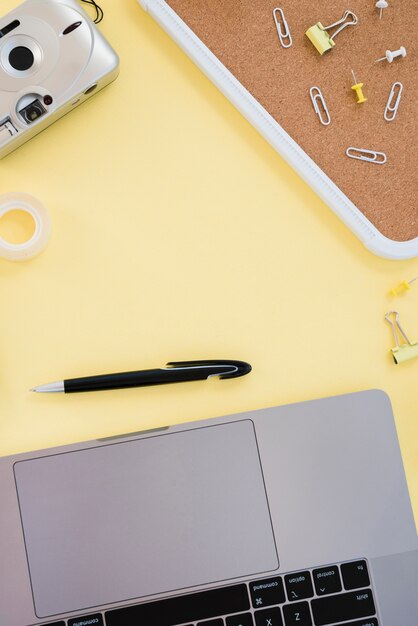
[{"left": 1, "top": 390, "right": 417, "bottom": 626}]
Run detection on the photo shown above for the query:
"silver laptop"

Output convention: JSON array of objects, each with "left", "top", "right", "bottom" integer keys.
[{"left": 1, "top": 390, "right": 417, "bottom": 626}]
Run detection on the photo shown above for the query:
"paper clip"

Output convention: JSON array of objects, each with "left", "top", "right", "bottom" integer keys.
[
  {"left": 384, "top": 82, "right": 403, "bottom": 122},
  {"left": 346, "top": 147, "right": 387, "bottom": 164},
  {"left": 385, "top": 312, "right": 418, "bottom": 365},
  {"left": 306, "top": 10, "right": 358, "bottom": 55},
  {"left": 310, "top": 87, "right": 331, "bottom": 126},
  {"left": 273, "top": 8, "right": 292, "bottom": 48}
]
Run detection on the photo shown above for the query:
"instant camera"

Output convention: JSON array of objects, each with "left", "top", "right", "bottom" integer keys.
[{"left": 0, "top": 0, "right": 119, "bottom": 158}]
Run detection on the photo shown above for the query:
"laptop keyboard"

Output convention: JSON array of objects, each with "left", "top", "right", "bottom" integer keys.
[{"left": 40, "top": 559, "right": 378, "bottom": 626}]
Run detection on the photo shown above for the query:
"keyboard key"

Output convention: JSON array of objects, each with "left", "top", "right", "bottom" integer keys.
[
  {"left": 41, "top": 623, "right": 65, "bottom": 626},
  {"left": 284, "top": 571, "right": 314, "bottom": 601},
  {"left": 255, "top": 607, "right": 283, "bottom": 626},
  {"left": 197, "top": 621, "right": 223, "bottom": 626},
  {"left": 106, "top": 583, "right": 249, "bottom": 626},
  {"left": 68, "top": 614, "right": 104, "bottom": 626},
  {"left": 341, "top": 560, "right": 370, "bottom": 590},
  {"left": 312, "top": 565, "right": 342, "bottom": 596},
  {"left": 250, "top": 577, "right": 285, "bottom": 608},
  {"left": 283, "top": 601, "right": 312, "bottom": 625},
  {"left": 343, "top": 617, "right": 379, "bottom": 626},
  {"left": 311, "top": 589, "right": 376, "bottom": 625},
  {"left": 226, "top": 613, "right": 254, "bottom": 626}
]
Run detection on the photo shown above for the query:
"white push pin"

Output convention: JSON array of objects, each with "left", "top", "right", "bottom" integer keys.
[
  {"left": 376, "top": 46, "right": 407, "bottom": 63},
  {"left": 375, "top": 0, "right": 388, "bottom": 19}
]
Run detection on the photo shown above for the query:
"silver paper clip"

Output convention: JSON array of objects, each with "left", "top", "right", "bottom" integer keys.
[
  {"left": 310, "top": 87, "right": 331, "bottom": 126},
  {"left": 346, "top": 147, "right": 387, "bottom": 164},
  {"left": 384, "top": 82, "right": 403, "bottom": 122},
  {"left": 273, "top": 8, "right": 293, "bottom": 48}
]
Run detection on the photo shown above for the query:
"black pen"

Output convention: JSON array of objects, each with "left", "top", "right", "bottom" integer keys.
[{"left": 31, "top": 360, "right": 252, "bottom": 394}]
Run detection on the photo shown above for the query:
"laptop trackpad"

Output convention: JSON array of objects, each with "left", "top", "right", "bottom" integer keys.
[{"left": 14, "top": 420, "right": 278, "bottom": 617}]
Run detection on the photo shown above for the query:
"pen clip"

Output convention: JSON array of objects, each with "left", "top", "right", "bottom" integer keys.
[{"left": 165, "top": 360, "right": 252, "bottom": 380}]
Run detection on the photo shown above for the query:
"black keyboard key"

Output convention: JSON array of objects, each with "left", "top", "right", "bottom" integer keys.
[
  {"left": 344, "top": 617, "right": 379, "bottom": 626},
  {"left": 68, "top": 615, "right": 104, "bottom": 626},
  {"left": 226, "top": 613, "right": 254, "bottom": 626},
  {"left": 250, "top": 577, "right": 285, "bottom": 608},
  {"left": 284, "top": 571, "right": 314, "bottom": 601},
  {"left": 255, "top": 607, "right": 283, "bottom": 626},
  {"left": 312, "top": 565, "right": 342, "bottom": 596},
  {"left": 341, "top": 560, "right": 370, "bottom": 590},
  {"left": 311, "top": 589, "right": 376, "bottom": 625},
  {"left": 105, "top": 583, "right": 250, "bottom": 626},
  {"left": 197, "top": 621, "right": 224, "bottom": 626},
  {"left": 283, "top": 601, "right": 312, "bottom": 625}
]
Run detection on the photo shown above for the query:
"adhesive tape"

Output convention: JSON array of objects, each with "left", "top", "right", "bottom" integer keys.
[{"left": 0, "top": 192, "right": 51, "bottom": 261}]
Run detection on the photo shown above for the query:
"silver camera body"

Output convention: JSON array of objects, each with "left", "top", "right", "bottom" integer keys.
[{"left": 0, "top": 0, "right": 119, "bottom": 158}]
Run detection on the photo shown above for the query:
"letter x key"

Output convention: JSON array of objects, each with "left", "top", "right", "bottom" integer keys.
[{"left": 254, "top": 607, "right": 283, "bottom": 626}]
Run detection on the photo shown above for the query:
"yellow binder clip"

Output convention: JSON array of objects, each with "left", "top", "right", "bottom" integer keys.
[
  {"left": 385, "top": 311, "right": 418, "bottom": 365},
  {"left": 306, "top": 10, "right": 358, "bottom": 55}
]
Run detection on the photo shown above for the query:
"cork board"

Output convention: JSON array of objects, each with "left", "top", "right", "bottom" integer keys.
[{"left": 165, "top": 0, "right": 418, "bottom": 242}]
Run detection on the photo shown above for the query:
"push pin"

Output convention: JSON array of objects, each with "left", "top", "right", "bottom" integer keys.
[
  {"left": 351, "top": 70, "right": 367, "bottom": 103},
  {"left": 385, "top": 311, "right": 418, "bottom": 365},
  {"left": 306, "top": 10, "right": 358, "bottom": 55},
  {"left": 376, "top": 46, "right": 407, "bottom": 63},
  {"left": 375, "top": 0, "right": 388, "bottom": 19},
  {"left": 390, "top": 277, "right": 417, "bottom": 296}
]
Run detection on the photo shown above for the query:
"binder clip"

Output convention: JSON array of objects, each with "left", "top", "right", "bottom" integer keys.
[
  {"left": 385, "top": 311, "right": 418, "bottom": 365},
  {"left": 306, "top": 10, "right": 358, "bottom": 55}
]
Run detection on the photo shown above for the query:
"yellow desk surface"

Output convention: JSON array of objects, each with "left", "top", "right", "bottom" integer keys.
[{"left": 1, "top": 0, "right": 417, "bottom": 527}]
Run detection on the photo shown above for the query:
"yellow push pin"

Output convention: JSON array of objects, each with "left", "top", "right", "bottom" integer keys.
[
  {"left": 351, "top": 70, "right": 367, "bottom": 103},
  {"left": 390, "top": 276, "right": 417, "bottom": 296},
  {"left": 306, "top": 10, "right": 358, "bottom": 55}
]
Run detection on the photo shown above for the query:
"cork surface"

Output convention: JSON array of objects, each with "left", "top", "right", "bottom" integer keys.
[{"left": 166, "top": 0, "right": 418, "bottom": 242}]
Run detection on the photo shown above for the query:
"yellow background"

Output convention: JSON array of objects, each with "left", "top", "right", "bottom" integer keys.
[{"left": 1, "top": 0, "right": 417, "bottom": 526}]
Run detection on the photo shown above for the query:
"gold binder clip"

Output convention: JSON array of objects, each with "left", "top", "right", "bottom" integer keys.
[
  {"left": 385, "top": 311, "right": 418, "bottom": 365},
  {"left": 306, "top": 10, "right": 358, "bottom": 55}
]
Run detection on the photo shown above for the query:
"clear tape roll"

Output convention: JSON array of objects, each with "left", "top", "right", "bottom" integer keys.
[{"left": 0, "top": 192, "right": 51, "bottom": 261}]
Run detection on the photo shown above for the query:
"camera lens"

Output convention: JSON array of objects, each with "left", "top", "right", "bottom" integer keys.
[{"left": 8, "top": 46, "right": 34, "bottom": 71}]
